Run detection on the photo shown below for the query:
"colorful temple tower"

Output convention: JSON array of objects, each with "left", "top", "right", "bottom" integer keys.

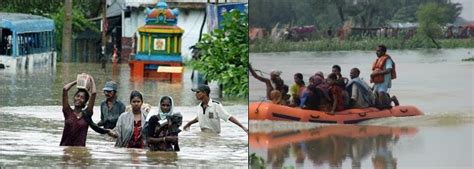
[{"left": 129, "top": 0, "right": 184, "bottom": 81}]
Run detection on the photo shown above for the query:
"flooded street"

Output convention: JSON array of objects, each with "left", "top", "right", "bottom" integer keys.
[
  {"left": 249, "top": 48, "right": 474, "bottom": 168},
  {"left": 0, "top": 63, "right": 248, "bottom": 167}
]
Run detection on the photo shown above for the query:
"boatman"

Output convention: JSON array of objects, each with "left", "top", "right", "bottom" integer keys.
[
  {"left": 183, "top": 84, "right": 248, "bottom": 134},
  {"left": 370, "top": 45, "right": 398, "bottom": 109}
]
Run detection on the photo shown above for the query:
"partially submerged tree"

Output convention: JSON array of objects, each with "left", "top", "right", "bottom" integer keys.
[{"left": 416, "top": 2, "right": 458, "bottom": 48}]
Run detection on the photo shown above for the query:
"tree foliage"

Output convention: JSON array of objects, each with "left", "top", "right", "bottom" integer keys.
[
  {"left": 191, "top": 10, "right": 249, "bottom": 97},
  {"left": 249, "top": 0, "right": 462, "bottom": 30},
  {"left": 416, "top": 3, "right": 450, "bottom": 38},
  {"left": 0, "top": 0, "right": 101, "bottom": 53}
]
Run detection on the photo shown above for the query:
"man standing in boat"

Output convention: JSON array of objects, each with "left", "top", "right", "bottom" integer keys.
[
  {"left": 370, "top": 45, "right": 398, "bottom": 109},
  {"left": 183, "top": 84, "right": 248, "bottom": 134}
]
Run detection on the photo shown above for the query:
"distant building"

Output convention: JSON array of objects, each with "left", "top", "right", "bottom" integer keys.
[{"left": 92, "top": 0, "right": 247, "bottom": 62}]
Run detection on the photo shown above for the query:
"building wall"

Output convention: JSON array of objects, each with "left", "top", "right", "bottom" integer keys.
[{"left": 123, "top": 8, "right": 207, "bottom": 61}]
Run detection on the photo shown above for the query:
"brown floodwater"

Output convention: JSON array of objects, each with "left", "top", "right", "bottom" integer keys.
[
  {"left": 249, "top": 48, "right": 474, "bottom": 168},
  {"left": 0, "top": 63, "right": 248, "bottom": 167}
]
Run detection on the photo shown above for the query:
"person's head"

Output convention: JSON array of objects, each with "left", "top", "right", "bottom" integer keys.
[
  {"left": 103, "top": 81, "right": 118, "bottom": 99},
  {"left": 327, "top": 73, "right": 338, "bottom": 85},
  {"left": 309, "top": 76, "right": 315, "bottom": 86},
  {"left": 160, "top": 96, "right": 173, "bottom": 113},
  {"left": 73, "top": 89, "right": 89, "bottom": 108},
  {"left": 192, "top": 84, "right": 210, "bottom": 100},
  {"left": 294, "top": 73, "right": 304, "bottom": 85},
  {"left": 332, "top": 65, "right": 341, "bottom": 75},
  {"left": 313, "top": 76, "right": 324, "bottom": 86},
  {"left": 350, "top": 68, "right": 360, "bottom": 79},
  {"left": 270, "top": 70, "right": 284, "bottom": 86},
  {"left": 314, "top": 71, "right": 324, "bottom": 79},
  {"left": 129, "top": 90, "right": 143, "bottom": 112},
  {"left": 376, "top": 45, "right": 387, "bottom": 57}
]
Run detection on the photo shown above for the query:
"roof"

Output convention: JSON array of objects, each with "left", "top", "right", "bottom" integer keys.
[{"left": 0, "top": 12, "right": 55, "bottom": 33}]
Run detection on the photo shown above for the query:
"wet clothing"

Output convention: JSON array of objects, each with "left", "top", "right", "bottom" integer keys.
[
  {"left": 127, "top": 120, "right": 144, "bottom": 148},
  {"left": 113, "top": 111, "right": 147, "bottom": 147},
  {"left": 98, "top": 99, "right": 126, "bottom": 129},
  {"left": 195, "top": 99, "right": 232, "bottom": 134},
  {"left": 60, "top": 106, "right": 108, "bottom": 147},
  {"left": 347, "top": 77, "right": 374, "bottom": 108},
  {"left": 60, "top": 107, "right": 89, "bottom": 146},
  {"left": 290, "top": 84, "right": 306, "bottom": 105},
  {"left": 372, "top": 55, "right": 396, "bottom": 93},
  {"left": 330, "top": 85, "right": 345, "bottom": 112},
  {"left": 144, "top": 96, "right": 181, "bottom": 151}
]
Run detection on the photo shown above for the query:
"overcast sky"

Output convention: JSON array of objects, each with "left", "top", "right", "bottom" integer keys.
[{"left": 452, "top": 0, "right": 474, "bottom": 21}]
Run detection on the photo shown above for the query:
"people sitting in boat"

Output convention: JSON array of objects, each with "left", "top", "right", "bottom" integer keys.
[
  {"left": 370, "top": 45, "right": 398, "bottom": 109},
  {"left": 298, "top": 76, "right": 314, "bottom": 108},
  {"left": 281, "top": 85, "right": 291, "bottom": 105},
  {"left": 290, "top": 73, "right": 306, "bottom": 106},
  {"left": 270, "top": 89, "right": 282, "bottom": 105},
  {"left": 249, "top": 64, "right": 288, "bottom": 102},
  {"left": 332, "top": 65, "right": 349, "bottom": 85},
  {"left": 346, "top": 68, "right": 375, "bottom": 108},
  {"left": 301, "top": 85, "right": 326, "bottom": 111},
  {"left": 327, "top": 73, "right": 346, "bottom": 114}
]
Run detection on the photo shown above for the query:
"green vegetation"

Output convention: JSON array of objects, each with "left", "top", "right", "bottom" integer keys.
[
  {"left": 462, "top": 57, "right": 474, "bottom": 61},
  {"left": 191, "top": 10, "right": 249, "bottom": 97},
  {"left": 416, "top": 3, "right": 456, "bottom": 48},
  {"left": 0, "top": 0, "right": 101, "bottom": 59},
  {"left": 251, "top": 37, "right": 474, "bottom": 53},
  {"left": 250, "top": 0, "right": 461, "bottom": 31},
  {"left": 249, "top": 153, "right": 265, "bottom": 169}
]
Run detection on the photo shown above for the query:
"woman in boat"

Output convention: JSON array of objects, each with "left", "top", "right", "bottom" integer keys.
[
  {"left": 327, "top": 73, "right": 346, "bottom": 114},
  {"left": 290, "top": 73, "right": 306, "bottom": 106}
]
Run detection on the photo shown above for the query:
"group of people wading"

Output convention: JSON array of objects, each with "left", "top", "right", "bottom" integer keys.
[
  {"left": 60, "top": 77, "right": 248, "bottom": 150},
  {"left": 250, "top": 45, "right": 399, "bottom": 114}
]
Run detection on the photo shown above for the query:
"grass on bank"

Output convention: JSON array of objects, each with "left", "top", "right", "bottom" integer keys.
[{"left": 250, "top": 36, "right": 474, "bottom": 53}]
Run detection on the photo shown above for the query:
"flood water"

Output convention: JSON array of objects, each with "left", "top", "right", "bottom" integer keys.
[
  {"left": 249, "top": 48, "right": 474, "bottom": 168},
  {"left": 0, "top": 63, "right": 248, "bottom": 167}
]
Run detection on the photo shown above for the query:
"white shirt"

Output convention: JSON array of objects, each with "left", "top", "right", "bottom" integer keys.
[{"left": 196, "top": 99, "right": 232, "bottom": 134}]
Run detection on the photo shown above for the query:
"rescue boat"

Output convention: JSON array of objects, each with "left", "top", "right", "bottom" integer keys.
[{"left": 249, "top": 102, "right": 423, "bottom": 124}]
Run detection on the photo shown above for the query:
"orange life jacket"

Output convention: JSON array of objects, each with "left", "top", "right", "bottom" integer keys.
[{"left": 371, "top": 55, "right": 396, "bottom": 83}]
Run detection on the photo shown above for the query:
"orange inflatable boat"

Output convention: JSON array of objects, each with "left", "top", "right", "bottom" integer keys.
[
  {"left": 249, "top": 102, "right": 423, "bottom": 124},
  {"left": 250, "top": 125, "right": 418, "bottom": 149}
]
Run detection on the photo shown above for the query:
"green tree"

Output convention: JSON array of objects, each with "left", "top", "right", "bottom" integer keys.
[
  {"left": 191, "top": 10, "right": 248, "bottom": 97},
  {"left": 0, "top": 0, "right": 100, "bottom": 60},
  {"left": 416, "top": 2, "right": 450, "bottom": 48}
]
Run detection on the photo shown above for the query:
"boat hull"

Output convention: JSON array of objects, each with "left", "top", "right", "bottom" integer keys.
[{"left": 249, "top": 102, "right": 423, "bottom": 124}]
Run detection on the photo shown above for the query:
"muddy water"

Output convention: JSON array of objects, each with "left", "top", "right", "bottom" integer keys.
[
  {"left": 0, "top": 63, "right": 248, "bottom": 167},
  {"left": 249, "top": 48, "right": 474, "bottom": 168}
]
